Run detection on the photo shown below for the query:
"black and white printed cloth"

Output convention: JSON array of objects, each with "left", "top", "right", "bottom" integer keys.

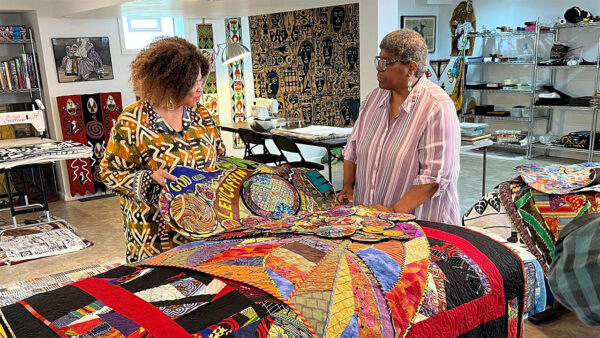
[{"left": 0, "top": 139, "right": 92, "bottom": 169}]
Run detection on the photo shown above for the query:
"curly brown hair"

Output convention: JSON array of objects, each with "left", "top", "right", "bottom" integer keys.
[{"left": 130, "top": 37, "right": 210, "bottom": 108}]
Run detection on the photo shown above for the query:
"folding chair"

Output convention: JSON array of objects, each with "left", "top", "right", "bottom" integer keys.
[
  {"left": 238, "top": 128, "right": 285, "bottom": 165},
  {"left": 272, "top": 134, "right": 325, "bottom": 170}
]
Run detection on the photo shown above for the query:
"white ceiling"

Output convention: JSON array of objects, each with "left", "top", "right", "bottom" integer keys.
[{"left": 5, "top": 0, "right": 360, "bottom": 19}]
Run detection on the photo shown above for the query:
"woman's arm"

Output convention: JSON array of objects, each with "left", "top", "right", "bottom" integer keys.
[
  {"left": 373, "top": 183, "right": 438, "bottom": 213},
  {"left": 338, "top": 160, "right": 356, "bottom": 204},
  {"left": 100, "top": 119, "right": 168, "bottom": 204}
]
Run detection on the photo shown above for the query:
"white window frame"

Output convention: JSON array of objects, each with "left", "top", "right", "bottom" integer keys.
[{"left": 118, "top": 16, "right": 184, "bottom": 54}]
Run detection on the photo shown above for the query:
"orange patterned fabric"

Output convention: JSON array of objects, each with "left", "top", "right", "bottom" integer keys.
[{"left": 100, "top": 100, "right": 225, "bottom": 263}]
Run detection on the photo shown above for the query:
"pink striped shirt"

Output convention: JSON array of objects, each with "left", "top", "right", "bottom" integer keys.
[{"left": 343, "top": 76, "right": 461, "bottom": 225}]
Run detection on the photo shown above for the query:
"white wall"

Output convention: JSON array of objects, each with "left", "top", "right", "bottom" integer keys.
[{"left": 33, "top": 16, "right": 136, "bottom": 200}]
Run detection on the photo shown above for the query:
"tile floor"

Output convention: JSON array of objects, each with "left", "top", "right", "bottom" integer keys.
[{"left": 1, "top": 151, "right": 599, "bottom": 337}]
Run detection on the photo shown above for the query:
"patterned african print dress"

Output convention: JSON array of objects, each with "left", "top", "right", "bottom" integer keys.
[{"left": 100, "top": 100, "right": 225, "bottom": 263}]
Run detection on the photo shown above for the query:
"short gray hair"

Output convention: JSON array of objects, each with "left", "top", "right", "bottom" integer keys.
[{"left": 379, "top": 29, "right": 428, "bottom": 78}]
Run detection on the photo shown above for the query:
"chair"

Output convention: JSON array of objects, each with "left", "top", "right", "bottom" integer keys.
[
  {"left": 272, "top": 134, "right": 325, "bottom": 170},
  {"left": 238, "top": 128, "right": 285, "bottom": 165}
]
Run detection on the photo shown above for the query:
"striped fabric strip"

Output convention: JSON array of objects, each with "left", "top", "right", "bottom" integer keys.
[
  {"left": 344, "top": 76, "right": 461, "bottom": 224},
  {"left": 72, "top": 277, "right": 192, "bottom": 337}
]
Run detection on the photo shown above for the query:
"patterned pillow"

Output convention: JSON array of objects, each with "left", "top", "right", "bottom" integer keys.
[{"left": 462, "top": 189, "right": 515, "bottom": 242}]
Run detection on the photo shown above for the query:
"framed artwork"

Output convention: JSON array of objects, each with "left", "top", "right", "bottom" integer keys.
[
  {"left": 51, "top": 37, "right": 114, "bottom": 83},
  {"left": 401, "top": 16, "right": 436, "bottom": 53}
]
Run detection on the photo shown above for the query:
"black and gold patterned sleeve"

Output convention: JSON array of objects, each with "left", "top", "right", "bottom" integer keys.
[{"left": 100, "top": 117, "right": 160, "bottom": 204}]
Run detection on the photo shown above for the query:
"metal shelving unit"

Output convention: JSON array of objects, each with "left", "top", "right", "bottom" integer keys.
[
  {"left": 461, "top": 20, "right": 549, "bottom": 158},
  {"left": 461, "top": 19, "right": 600, "bottom": 160},
  {"left": 533, "top": 23, "right": 600, "bottom": 161},
  {"left": 0, "top": 29, "right": 44, "bottom": 105}
]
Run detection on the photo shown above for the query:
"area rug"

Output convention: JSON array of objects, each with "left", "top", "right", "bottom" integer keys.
[
  {"left": 0, "top": 221, "right": 92, "bottom": 266},
  {"left": 0, "top": 260, "right": 124, "bottom": 306}
]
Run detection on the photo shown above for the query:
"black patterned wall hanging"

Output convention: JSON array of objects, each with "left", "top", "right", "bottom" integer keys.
[
  {"left": 249, "top": 3, "right": 360, "bottom": 127},
  {"left": 57, "top": 92, "right": 123, "bottom": 196}
]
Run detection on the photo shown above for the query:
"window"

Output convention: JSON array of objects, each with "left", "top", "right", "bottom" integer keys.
[{"left": 119, "top": 17, "right": 184, "bottom": 53}]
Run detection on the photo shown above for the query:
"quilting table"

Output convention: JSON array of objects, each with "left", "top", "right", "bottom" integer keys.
[
  {"left": 218, "top": 121, "right": 347, "bottom": 183},
  {"left": 0, "top": 138, "right": 92, "bottom": 233}
]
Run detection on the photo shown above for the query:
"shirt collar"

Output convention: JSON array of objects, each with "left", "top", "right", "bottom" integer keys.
[
  {"left": 145, "top": 101, "right": 193, "bottom": 134},
  {"left": 379, "top": 75, "right": 427, "bottom": 116}
]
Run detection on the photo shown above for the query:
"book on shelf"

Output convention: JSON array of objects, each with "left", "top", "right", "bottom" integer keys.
[
  {"left": 0, "top": 54, "right": 37, "bottom": 90},
  {"left": 14, "top": 57, "right": 23, "bottom": 89},
  {"left": 8, "top": 59, "right": 18, "bottom": 90},
  {"left": 0, "top": 66, "right": 6, "bottom": 90},
  {"left": 2, "top": 61, "right": 12, "bottom": 90}
]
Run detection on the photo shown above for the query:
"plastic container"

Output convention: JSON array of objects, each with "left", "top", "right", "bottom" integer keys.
[{"left": 510, "top": 105, "right": 525, "bottom": 117}]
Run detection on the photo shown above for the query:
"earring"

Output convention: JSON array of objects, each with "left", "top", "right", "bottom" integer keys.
[
  {"left": 408, "top": 80, "right": 413, "bottom": 93},
  {"left": 166, "top": 99, "right": 174, "bottom": 110}
]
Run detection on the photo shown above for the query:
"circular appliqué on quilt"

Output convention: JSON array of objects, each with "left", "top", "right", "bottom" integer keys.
[
  {"left": 321, "top": 206, "right": 356, "bottom": 217},
  {"left": 241, "top": 174, "right": 300, "bottom": 218},
  {"left": 170, "top": 193, "right": 217, "bottom": 235},
  {"left": 359, "top": 219, "right": 394, "bottom": 229},
  {"left": 315, "top": 225, "right": 356, "bottom": 238},
  {"left": 378, "top": 213, "right": 416, "bottom": 222}
]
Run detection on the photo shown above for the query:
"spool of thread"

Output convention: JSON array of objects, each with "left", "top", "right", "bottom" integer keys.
[{"left": 559, "top": 18, "right": 567, "bottom": 25}]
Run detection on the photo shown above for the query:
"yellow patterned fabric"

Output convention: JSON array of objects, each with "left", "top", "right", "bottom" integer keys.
[{"left": 100, "top": 100, "right": 225, "bottom": 263}]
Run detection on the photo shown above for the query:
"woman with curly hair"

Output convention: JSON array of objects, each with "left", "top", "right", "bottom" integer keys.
[
  {"left": 339, "top": 29, "right": 461, "bottom": 225},
  {"left": 100, "top": 37, "right": 225, "bottom": 263}
]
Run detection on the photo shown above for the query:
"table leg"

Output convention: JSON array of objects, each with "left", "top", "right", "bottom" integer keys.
[
  {"left": 327, "top": 146, "right": 333, "bottom": 183},
  {"left": 482, "top": 147, "right": 487, "bottom": 196}
]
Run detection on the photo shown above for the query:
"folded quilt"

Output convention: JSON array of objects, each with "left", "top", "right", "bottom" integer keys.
[{"left": 515, "top": 162, "right": 600, "bottom": 195}]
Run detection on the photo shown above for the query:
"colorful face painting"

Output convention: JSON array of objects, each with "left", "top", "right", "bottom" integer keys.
[
  {"left": 515, "top": 162, "right": 600, "bottom": 195},
  {"left": 158, "top": 157, "right": 337, "bottom": 238}
]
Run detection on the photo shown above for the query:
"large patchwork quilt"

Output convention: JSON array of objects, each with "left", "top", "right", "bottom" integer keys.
[
  {"left": 0, "top": 212, "right": 527, "bottom": 337},
  {"left": 0, "top": 159, "right": 530, "bottom": 337}
]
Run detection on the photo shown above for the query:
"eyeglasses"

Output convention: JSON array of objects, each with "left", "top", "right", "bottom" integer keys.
[{"left": 374, "top": 56, "right": 411, "bottom": 71}]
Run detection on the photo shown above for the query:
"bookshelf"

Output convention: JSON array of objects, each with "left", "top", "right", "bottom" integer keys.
[{"left": 0, "top": 27, "right": 45, "bottom": 137}]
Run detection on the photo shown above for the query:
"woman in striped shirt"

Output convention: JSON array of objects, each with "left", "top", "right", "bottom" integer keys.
[{"left": 339, "top": 29, "right": 461, "bottom": 225}]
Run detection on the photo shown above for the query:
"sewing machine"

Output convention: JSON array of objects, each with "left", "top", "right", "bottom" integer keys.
[
  {"left": 250, "top": 98, "right": 278, "bottom": 119},
  {"left": 0, "top": 99, "right": 50, "bottom": 147},
  {"left": 249, "top": 98, "right": 287, "bottom": 132}
]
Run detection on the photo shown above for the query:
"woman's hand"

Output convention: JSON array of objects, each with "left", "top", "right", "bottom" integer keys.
[
  {"left": 372, "top": 204, "right": 395, "bottom": 213},
  {"left": 151, "top": 169, "right": 177, "bottom": 187},
  {"left": 337, "top": 185, "right": 354, "bottom": 205}
]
